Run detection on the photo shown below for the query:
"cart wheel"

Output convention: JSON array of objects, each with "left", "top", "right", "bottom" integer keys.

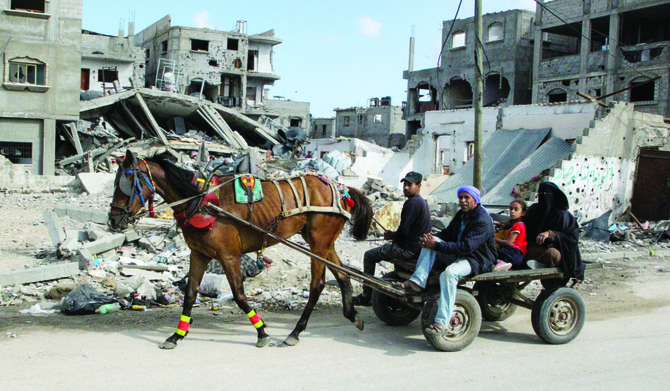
[
  {"left": 473, "top": 281, "right": 518, "bottom": 321},
  {"left": 420, "top": 290, "right": 482, "bottom": 352},
  {"left": 531, "top": 287, "right": 586, "bottom": 344},
  {"left": 371, "top": 274, "right": 421, "bottom": 326}
]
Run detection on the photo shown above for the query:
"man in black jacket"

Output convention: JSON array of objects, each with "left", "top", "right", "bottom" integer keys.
[
  {"left": 353, "top": 171, "right": 431, "bottom": 306},
  {"left": 403, "top": 186, "right": 496, "bottom": 335}
]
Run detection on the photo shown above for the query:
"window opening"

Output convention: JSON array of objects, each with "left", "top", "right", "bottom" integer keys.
[
  {"left": 191, "top": 39, "right": 209, "bottom": 52},
  {"left": 487, "top": 23, "right": 503, "bottom": 42},
  {"left": 161, "top": 40, "right": 168, "bottom": 54},
  {"left": 97, "top": 68, "right": 118, "bottom": 82},
  {"left": 547, "top": 88, "right": 567, "bottom": 103},
  {"left": 452, "top": 31, "right": 465, "bottom": 48},
  {"left": 228, "top": 38, "right": 239, "bottom": 51},
  {"left": 630, "top": 79, "right": 655, "bottom": 102},
  {"left": 343, "top": 116, "right": 350, "bottom": 126},
  {"left": 10, "top": 0, "right": 45, "bottom": 13},
  {"left": 0, "top": 141, "right": 32, "bottom": 164},
  {"left": 247, "top": 50, "right": 257, "bottom": 71},
  {"left": 290, "top": 118, "right": 301, "bottom": 127}
]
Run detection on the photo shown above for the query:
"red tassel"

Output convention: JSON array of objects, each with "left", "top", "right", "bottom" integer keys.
[
  {"left": 345, "top": 196, "right": 355, "bottom": 207},
  {"left": 148, "top": 197, "right": 155, "bottom": 217}
]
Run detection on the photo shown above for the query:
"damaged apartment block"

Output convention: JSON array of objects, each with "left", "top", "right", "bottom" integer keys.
[
  {"left": 135, "top": 15, "right": 310, "bottom": 135},
  {"left": 532, "top": 0, "right": 670, "bottom": 117}
]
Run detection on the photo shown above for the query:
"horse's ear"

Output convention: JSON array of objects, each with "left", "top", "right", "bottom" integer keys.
[{"left": 124, "top": 149, "right": 134, "bottom": 167}]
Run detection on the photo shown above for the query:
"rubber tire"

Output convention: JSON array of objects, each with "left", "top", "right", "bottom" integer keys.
[
  {"left": 473, "top": 281, "right": 518, "bottom": 322},
  {"left": 420, "top": 290, "right": 482, "bottom": 352},
  {"left": 371, "top": 288, "right": 421, "bottom": 327},
  {"left": 531, "top": 287, "right": 586, "bottom": 344}
]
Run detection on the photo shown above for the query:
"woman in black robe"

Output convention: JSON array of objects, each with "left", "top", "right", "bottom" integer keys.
[{"left": 524, "top": 182, "right": 585, "bottom": 280}]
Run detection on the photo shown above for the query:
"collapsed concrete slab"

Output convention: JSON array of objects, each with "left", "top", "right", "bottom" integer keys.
[
  {"left": 77, "top": 172, "right": 116, "bottom": 195},
  {"left": 0, "top": 262, "right": 79, "bottom": 286}
]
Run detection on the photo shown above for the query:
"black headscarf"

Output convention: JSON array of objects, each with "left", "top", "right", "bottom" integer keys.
[{"left": 524, "top": 182, "right": 584, "bottom": 280}]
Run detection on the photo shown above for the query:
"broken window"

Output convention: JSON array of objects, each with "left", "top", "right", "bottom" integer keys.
[
  {"left": 620, "top": 4, "right": 670, "bottom": 46},
  {"left": 466, "top": 141, "right": 475, "bottom": 161},
  {"left": 343, "top": 116, "right": 350, "bottom": 127},
  {"left": 540, "top": 23, "right": 581, "bottom": 60},
  {"left": 452, "top": 31, "right": 466, "bottom": 48},
  {"left": 373, "top": 114, "right": 382, "bottom": 123},
  {"left": 444, "top": 78, "right": 473, "bottom": 109},
  {"left": 487, "top": 23, "right": 503, "bottom": 42},
  {"left": 246, "top": 86, "right": 257, "bottom": 103},
  {"left": 290, "top": 118, "right": 302, "bottom": 127},
  {"left": 97, "top": 68, "right": 118, "bottom": 82},
  {"left": 590, "top": 16, "right": 609, "bottom": 52},
  {"left": 483, "top": 74, "right": 510, "bottom": 106},
  {"left": 247, "top": 50, "right": 258, "bottom": 71},
  {"left": 228, "top": 38, "right": 239, "bottom": 51},
  {"left": 191, "top": 39, "right": 209, "bottom": 52},
  {"left": 630, "top": 78, "right": 655, "bottom": 102},
  {"left": 10, "top": 0, "right": 45, "bottom": 13},
  {"left": 161, "top": 40, "right": 168, "bottom": 54},
  {"left": 0, "top": 141, "right": 32, "bottom": 164},
  {"left": 547, "top": 88, "right": 567, "bottom": 103},
  {"left": 322, "top": 124, "right": 327, "bottom": 136},
  {"left": 8, "top": 59, "right": 46, "bottom": 85}
]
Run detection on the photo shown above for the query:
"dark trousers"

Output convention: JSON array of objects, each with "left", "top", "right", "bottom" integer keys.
[
  {"left": 362, "top": 243, "right": 416, "bottom": 297},
  {"left": 498, "top": 247, "right": 524, "bottom": 268}
]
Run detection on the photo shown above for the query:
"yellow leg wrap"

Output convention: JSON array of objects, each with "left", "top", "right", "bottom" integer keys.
[
  {"left": 175, "top": 315, "right": 191, "bottom": 336},
  {"left": 246, "top": 310, "right": 264, "bottom": 329}
]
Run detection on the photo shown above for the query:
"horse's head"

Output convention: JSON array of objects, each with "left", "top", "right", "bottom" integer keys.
[{"left": 108, "top": 149, "right": 155, "bottom": 231}]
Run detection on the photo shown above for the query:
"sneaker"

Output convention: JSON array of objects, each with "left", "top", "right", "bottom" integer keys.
[
  {"left": 526, "top": 260, "right": 544, "bottom": 270},
  {"left": 493, "top": 261, "right": 512, "bottom": 272},
  {"left": 352, "top": 293, "right": 371, "bottom": 307}
]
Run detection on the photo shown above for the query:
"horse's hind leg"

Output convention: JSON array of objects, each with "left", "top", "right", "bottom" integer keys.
[
  {"left": 327, "top": 248, "right": 364, "bottom": 331},
  {"left": 159, "top": 250, "right": 209, "bottom": 350}
]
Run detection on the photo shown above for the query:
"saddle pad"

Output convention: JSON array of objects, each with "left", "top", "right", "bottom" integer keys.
[{"left": 234, "top": 175, "right": 264, "bottom": 203}]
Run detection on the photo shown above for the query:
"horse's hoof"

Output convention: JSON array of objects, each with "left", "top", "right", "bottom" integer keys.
[
  {"left": 354, "top": 317, "right": 365, "bottom": 331},
  {"left": 256, "top": 336, "right": 271, "bottom": 348},
  {"left": 159, "top": 340, "right": 177, "bottom": 350},
  {"left": 282, "top": 335, "right": 300, "bottom": 347}
]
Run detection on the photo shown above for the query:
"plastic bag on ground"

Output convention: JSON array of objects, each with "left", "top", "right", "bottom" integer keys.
[{"left": 61, "top": 284, "right": 116, "bottom": 315}]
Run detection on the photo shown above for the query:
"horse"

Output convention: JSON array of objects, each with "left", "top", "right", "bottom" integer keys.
[{"left": 108, "top": 149, "right": 373, "bottom": 349}]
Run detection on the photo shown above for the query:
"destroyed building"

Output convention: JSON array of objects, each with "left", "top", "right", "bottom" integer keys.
[
  {"left": 0, "top": 0, "right": 82, "bottom": 175},
  {"left": 403, "top": 9, "right": 535, "bottom": 136},
  {"left": 310, "top": 117, "right": 336, "bottom": 140},
  {"left": 80, "top": 22, "right": 145, "bottom": 96},
  {"left": 531, "top": 0, "right": 670, "bottom": 118},
  {"left": 135, "top": 15, "right": 310, "bottom": 133},
  {"left": 334, "top": 97, "right": 406, "bottom": 148}
]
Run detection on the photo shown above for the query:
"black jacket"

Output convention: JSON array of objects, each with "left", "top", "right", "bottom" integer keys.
[
  {"left": 394, "top": 194, "right": 431, "bottom": 254},
  {"left": 434, "top": 204, "right": 497, "bottom": 275}
]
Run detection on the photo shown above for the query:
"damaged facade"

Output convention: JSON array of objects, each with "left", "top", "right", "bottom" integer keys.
[
  {"left": 80, "top": 22, "right": 145, "bottom": 96},
  {"left": 403, "top": 10, "right": 535, "bottom": 136},
  {"left": 334, "top": 97, "right": 406, "bottom": 148},
  {"left": 135, "top": 15, "right": 310, "bottom": 133},
  {"left": 532, "top": 0, "right": 670, "bottom": 117},
  {"left": 0, "top": 0, "right": 82, "bottom": 175}
]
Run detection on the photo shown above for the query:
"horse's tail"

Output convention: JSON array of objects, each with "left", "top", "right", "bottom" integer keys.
[{"left": 347, "top": 187, "right": 373, "bottom": 240}]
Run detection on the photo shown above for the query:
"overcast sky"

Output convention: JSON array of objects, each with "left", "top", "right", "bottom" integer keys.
[{"left": 83, "top": 0, "right": 536, "bottom": 118}]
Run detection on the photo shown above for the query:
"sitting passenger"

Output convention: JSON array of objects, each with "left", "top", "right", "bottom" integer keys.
[
  {"left": 523, "top": 182, "right": 584, "bottom": 280},
  {"left": 353, "top": 171, "right": 431, "bottom": 306},
  {"left": 493, "top": 199, "right": 527, "bottom": 271},
  {"left": 402, "top": 186, "right": 496, "bottom": 336}
]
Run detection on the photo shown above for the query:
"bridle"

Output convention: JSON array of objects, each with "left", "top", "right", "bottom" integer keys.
[{"left": 110, "top": 156, "right": 156, "bottom": 222}]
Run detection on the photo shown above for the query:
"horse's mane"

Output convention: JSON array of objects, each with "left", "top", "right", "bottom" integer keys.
[{"left": 146, "top": 152, "right": 201, "bottom": 198}]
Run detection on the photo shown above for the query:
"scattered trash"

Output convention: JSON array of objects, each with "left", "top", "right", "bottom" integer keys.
[{"left": 61, "top": 284, "right": 116, "bottom": 315}]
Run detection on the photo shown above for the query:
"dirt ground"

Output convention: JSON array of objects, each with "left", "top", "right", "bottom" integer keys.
[{"left": 1, "top": 189, "right": 670, "bottom": 332}]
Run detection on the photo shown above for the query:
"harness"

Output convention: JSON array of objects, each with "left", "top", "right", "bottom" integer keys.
[{"left": 111, "top": 158, "right": 155, "bottom": 217}]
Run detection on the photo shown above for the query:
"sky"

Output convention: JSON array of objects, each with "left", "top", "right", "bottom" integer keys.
[{"left": 82, "top": 0, "right": 536, "bottom": 118}]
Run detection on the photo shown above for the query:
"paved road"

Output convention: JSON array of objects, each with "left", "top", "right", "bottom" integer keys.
[{"left": 2, "top": 302, "right": 669, "bottom": 390}]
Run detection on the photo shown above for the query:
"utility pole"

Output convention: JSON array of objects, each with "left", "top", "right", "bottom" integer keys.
[{"left": 473, "top": 0, "right": 483, "bottom": 190}]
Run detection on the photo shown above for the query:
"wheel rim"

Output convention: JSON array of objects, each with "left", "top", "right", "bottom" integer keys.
[
  {"left": 447, "top": 304, "right": 470, "bottom": 339},
  {"left": 548, "top": 297, "right": 578, "bottom": 335}
]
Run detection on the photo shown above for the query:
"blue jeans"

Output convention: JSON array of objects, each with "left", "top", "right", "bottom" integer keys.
[{"left": 409, "top": 248, "right": 472, "bottom": 326}]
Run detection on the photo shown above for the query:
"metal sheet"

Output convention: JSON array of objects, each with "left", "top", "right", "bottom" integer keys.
[
  {"left": 482, "top": 137, "right": 573, "bottom": 205},
  {"left": 430, "top": 128, "right": 550, "bottom": 203}
]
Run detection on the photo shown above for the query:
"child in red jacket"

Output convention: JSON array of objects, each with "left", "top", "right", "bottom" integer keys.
[{"left": 494, "top": 199, "right": 527, "bottom": 271}]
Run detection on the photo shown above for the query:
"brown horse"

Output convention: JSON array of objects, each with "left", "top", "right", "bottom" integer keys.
[{"left": 108, "top": 150, "right": 373, "bottom": 348}]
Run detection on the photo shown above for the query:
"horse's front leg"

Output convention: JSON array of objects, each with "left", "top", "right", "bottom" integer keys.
[
  {"left": 328, "top": 248, "right": 364, "bottom": 331},
  {"left": 159, "top": 250, "right": 209, "bottom": 349},
  {"left": 221, "top": 254, "right": 271, "bottom": 348},
  {"left": 284, "top": 258, "right": 327, "bottom": 346}
]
